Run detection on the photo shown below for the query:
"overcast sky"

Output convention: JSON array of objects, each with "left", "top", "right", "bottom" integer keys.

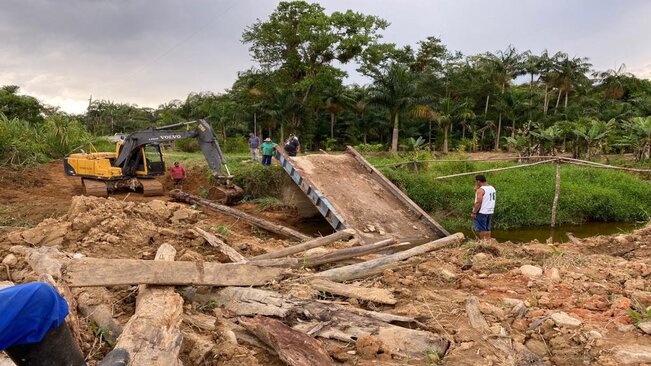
[{"left": 1, "top": 0, "right": 650, "bottom": 114}]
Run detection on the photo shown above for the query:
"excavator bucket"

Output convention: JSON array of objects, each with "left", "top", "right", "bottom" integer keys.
[{"left": 209, "top": 185, "right": 244, "bottom": 205}]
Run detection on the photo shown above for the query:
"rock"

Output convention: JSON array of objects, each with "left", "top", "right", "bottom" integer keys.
[
  {"left": 502, "top": 298, "right": 525, "bottom": 307},
  {"left": 520, "top": 265, "right": 543, "bottom": 278},
  {"left": 545, "top": 268, "right": 560, "bottom": 281},
  {"left": 2, "top": 254, "right": 17, "bottom": 266},
  {"left": 356, "top": 335, "right": 390, "bottom": 360},
  {"left": 550, "top": 312, "right": 582, "bottom": 328},
  {"left": 624, "top": 278, "right": 645, "bottom": 291},
  {"left": 614, "top": 345, "right": 651, "bottom": 364},
  {"left": 630, "top": 291, "right": 651, "bottom": 307},
  {"left": 179, "top": 250, "right": 204, "bottom": 262},
  {"left": 616, "top": 323, "right": 636, "bottom": 333},
  {"left": 524, "top": 338, "right": 547, "bottom": 357},
  {"left": 473, "top": 253, "right": 488, "bottom": 261},
  {"left": 586, "top": 330, "right": 602, "bottom": 339},
  {"left": 72, "top": 253, "right": 85, "bottom": 259},
  {"left": 582, "top": 295, "right": 609, "bottom": 311},
  {"left": 611, "top": 296, "right": 632, "bottom": 310},
  {"left": 638, "top": 321, "right": 651, "bottom": 335},
  {"left": 439, "top": 269, "right": 457, "bottom": 281}
]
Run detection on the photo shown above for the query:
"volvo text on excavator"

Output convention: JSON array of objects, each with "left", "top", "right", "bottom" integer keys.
[{"left": 63, "top": 119, "right": 244, "bottom": 204}]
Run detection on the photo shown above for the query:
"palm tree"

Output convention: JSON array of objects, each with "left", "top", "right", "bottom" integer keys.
[
  {"left": 370, "top": 63, "right": 419, "bottom": 152},
  {"left": 322, "top": 87, "right": 350, "bottom": 139},
  {"left": 593, "top": 64, "right": 634, "bottom": 100},
  {"left": 550, "top": 54, "right": 592, "bottom": 113},
  {"left": 481, "top": 46, "right": 526, "bottom": 150}
]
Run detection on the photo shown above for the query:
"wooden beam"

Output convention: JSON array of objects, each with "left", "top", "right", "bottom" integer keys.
[
  {"left": 109, "top": 244, "right": 184, "bottom": 366},
  {"left": 550, "top": 162, "right": 561, "bottom": 228},
  {"left": 169, "top": 190, "right": 310, "bottom": 241},
  {"left": 560, "top": 157, "right": 651, "bottom": 173},
  {"left": 251, "top": 238, "right": 397, "bottom": 268},
  {"left": 433, "top": 159, "right": 555, "bottom": 180},
  {"left": 250, "top": 229, "right": 356, "bottom": 261},
  {"left": 194, "top": 227, "right": 247, "bottom": 263},
  {"left": 313, "top": 233, "right": 464, "bottom": 282},
  {"left": 240, "top": 316, "right": 332, "bottom": 366},
  {"left": 65, "top": 258, "right": 284, "bottom": 287},
  {"left": 309, "top": 278, "right": 396, "bottom": 305}
]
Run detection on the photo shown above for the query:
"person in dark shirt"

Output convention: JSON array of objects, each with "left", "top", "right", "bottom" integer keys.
[{"left": 284, "top": 133, "right": 300, "bottom": 157}]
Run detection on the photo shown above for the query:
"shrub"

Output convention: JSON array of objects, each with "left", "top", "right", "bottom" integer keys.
[
  {"left": 233, "top": 163, "right": 284, "bottom": 199},
  {"left": 355, "top": 143, "right": 385, "bottom": 152},
  {"left": 221, "top": 136, "right": 250, "bottom": 154}
]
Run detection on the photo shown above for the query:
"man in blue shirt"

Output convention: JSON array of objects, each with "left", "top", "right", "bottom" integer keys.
[{"left": 248, "top": 133, "right": 261, "bottom": 162}]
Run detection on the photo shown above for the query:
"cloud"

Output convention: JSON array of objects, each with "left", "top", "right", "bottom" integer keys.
[{"left": 1, "top": 0, "right": 649, "bottom": 113}]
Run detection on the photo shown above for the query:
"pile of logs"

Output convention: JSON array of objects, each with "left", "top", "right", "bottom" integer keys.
[{"left": 11, "top": 225, "right": 465, "bottom": 365}]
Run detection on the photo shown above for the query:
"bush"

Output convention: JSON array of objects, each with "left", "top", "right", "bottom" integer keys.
[
  {"left": 233, "top": 163, "right": 285, "bottom": 199},
  {"left": 221, "top": 136, "right": 250, "bottom": 154},
  {"left": 355, "top": 143, "right": 385, "bottom": 152}
]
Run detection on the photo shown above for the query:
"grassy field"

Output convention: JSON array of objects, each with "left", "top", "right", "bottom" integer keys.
[
  {"left": 367, "top": 157, "right": 651, "bottom": 230},
  {"left": 165, "top": 150, "right": 651, "bottom": 231}
]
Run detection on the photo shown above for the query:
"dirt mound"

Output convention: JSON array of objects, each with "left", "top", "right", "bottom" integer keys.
[{"left": 3, "top": 196, "right": 201, "bottom": 260}]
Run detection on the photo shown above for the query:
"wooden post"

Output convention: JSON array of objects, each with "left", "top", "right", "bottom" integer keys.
[{"left": 550, "top": 161, "right": 561, "bottom": 228}]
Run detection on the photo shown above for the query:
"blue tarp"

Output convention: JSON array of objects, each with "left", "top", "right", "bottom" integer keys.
[{"left": 0, "top": 282, "right": 69, "bottom": 350}]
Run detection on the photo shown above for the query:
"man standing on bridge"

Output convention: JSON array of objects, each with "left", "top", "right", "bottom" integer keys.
[{"left": 471, "top": 175, "right": 496, "bottom": 241}]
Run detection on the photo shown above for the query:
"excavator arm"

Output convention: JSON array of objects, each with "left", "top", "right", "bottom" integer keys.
[{"left": 114, "top": 119, "right": 243, "bottom": 203}]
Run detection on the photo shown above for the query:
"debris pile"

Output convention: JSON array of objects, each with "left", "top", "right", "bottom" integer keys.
[{"left": 1, "top": 195, "right": 650, "bottom": 365}]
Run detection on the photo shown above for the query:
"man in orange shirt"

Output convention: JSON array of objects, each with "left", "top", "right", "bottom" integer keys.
[{"left": 169, "top": 161, "right": 186, "bottom": 187}]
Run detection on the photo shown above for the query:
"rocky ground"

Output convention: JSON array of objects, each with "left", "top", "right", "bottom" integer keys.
[{"left": 0, "top": 162, "right": 650, "bottom": 365}]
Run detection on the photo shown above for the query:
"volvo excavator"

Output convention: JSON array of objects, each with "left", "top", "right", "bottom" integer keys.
[{"left": 63, "top": 119, "right": 244, "bottom": 204}]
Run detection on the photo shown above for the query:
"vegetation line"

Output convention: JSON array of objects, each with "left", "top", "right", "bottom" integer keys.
[{"left": 433, "top": 159, "right": 556, "bottom": 180}]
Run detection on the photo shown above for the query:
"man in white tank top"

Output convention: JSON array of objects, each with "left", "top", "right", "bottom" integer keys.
[{"left": 471, "top": 174, "right": 496, "bottom": 240}]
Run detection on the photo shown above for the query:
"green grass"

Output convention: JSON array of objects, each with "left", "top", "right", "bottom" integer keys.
[{"left": 374, "top": 158, "right": 651, "bottom": 230}]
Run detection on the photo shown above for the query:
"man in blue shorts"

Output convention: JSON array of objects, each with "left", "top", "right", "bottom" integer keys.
[{"left": 471, "top": 175, "right": 496, "bottom": 241}]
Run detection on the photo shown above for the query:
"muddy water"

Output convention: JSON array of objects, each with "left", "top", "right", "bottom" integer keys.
[{"left": 456, "top": 222, "right": 643, "bottom": 243}]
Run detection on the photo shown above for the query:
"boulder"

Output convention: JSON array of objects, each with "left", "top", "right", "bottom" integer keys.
[
  {"left": 520, "top": 265, "right": 543, "bottom": 278},
  {"left": 638, "top": 321, "right": 651, "bottom": 335},
  {"left": 614, "top": 345, "right": 651, "bottom": 364},
  {"left": 550, "top": 312, "right": 582, "bottom": 328},
  {"left": 1, "top": 254, "right": 17, "bottom": 266}
]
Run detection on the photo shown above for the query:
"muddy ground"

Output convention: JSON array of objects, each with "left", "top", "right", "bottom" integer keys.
[{"left": 1, "top": 161, "right": 650, "bottom": 365}]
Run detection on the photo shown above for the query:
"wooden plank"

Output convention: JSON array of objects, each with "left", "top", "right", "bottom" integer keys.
[
  {"left": 109, "top": 244, "right": 184, "bottom": 366},
  {"left": 194, "top": 227, "right": 247, "bottom": 263},
  {"left": 314, "top": 233, "right": 464, "bottom": 282},
  {"left": 240, "top": 316, "right": 332, "bottom": 366},
  {"left": 309, "top": 278, "right": 397, "bottom": 305},
  {"left": 65, "top": 259, "right": 284, "bottom": 287},
  {"left": 251, "top": 238, "right": 397, "bottom": 268},
  {"left": 170, "top": 190, "right": 310, "bottom": 241},
  {"left": 250, "top": 229, "right": 356, "bottom": 261},
  {"left": 346, "top": 146, "right": 450, "bottom": 237}
]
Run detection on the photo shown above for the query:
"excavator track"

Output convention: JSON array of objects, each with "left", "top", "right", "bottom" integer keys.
[
  {"left": 81, "top": 179, "right": 108, "bottom": 197},
  {"left": 139, "top": 179, "right": 165, "bottom": 197}
]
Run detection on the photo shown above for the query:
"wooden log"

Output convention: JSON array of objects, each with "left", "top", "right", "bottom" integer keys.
[
  {"left": 433, "top": 159, "right": 555, "bottom": 180},
  {"left": 76, "top": 288, "right": 123, "bottom": 343},
  {"left": 251, "top": 238, "right": 398, "bottom": 268},
  {"left": 65, "top": 258, "right": 284, "bottom": 287},
  {"left": 182, "top": 312, "right": 216, "bottom": 331},
  {"left": 170, "top": 190, "right": 310, "bottom": 240},
  {"left": 314, "top": 233, "right": 464, "bottom": 282},
  {"left": 465, "top": 296, "right": 489, "bottom": 331},
  {"left": 250, "top": 229, "right": 356, "bottom": 261},
  {"left": 309, "top": 278, "right": 396, "bottom": 305},
  {"left": 239, "top": 316, "right": 332, "bottom": 366},
  {"left": 550, "top": 162, "right": 561, "bottom": 228},
  {"left": 111, "top": 243, "right": 184, "bottom": 366},
  {"left": 217, "top": 287, "right": 448, "bottom": 359},
  {"left": 566, "top": 232, "right": 581, "bottom": 244},
  {"left": 560, "top": 157, "right": 651, "bottom": 173},
  {"left": 194, "top": 227, "right": 247, "bottom": 263}
]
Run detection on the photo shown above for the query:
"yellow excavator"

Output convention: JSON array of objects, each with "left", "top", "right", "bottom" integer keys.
[{"left": 63, "top": 119, "right": 243, "bottom": 203}]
